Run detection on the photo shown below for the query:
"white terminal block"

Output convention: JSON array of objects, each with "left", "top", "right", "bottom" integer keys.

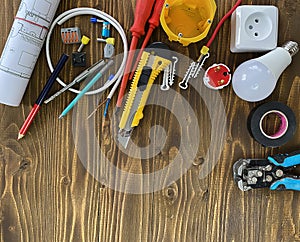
[
  {"left": 0, "top": 0, "right": 61, "bottom": 107},
  {"left": 230, "top": 5, "right": 278, "bottom": 53}
]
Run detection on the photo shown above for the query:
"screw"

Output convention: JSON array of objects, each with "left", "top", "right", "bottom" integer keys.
[
  {"left": 256, "top": 171, "right": 263, "bottom": 177},
  {"left": 275, "top": 169, "right": 284, "bottom": 178},
  {"left": 266, "top": 175, "right": 273, "bottom": 182},
  {"left": 265, "top": 165, "right": 272, "bottom": 171}
]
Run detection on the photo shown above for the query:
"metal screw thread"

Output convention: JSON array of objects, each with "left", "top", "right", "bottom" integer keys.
[{"left": 282, "top": 41, "right": 299, "bottom": 57}]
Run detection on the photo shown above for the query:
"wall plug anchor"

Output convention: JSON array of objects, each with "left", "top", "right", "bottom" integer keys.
[
  {"left": 161, "top": 64, "right": 171, "bottom": 91},
  {"left": 169, "top": 56, "right": 178, "bottom": 86},
  {"left": 192, "top": 53, "right": 210, "bottom": 78},
  {"left": 179, "top": 46, "right": 210, "bottom": 89},
  {"left": 179, "top": 61, "right": 195, "bottom": 90}
]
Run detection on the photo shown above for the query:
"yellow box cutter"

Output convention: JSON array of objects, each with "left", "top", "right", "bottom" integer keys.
[{"left": 118, "top": 43, "right": 172, "bottom": 148}]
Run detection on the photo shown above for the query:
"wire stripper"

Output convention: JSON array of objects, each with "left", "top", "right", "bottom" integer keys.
[
  {"left": 118, "top": 42, "right": 172, "bottom": 148},
  {"left": 233, "top": 151, "right": 300, "bottom": 191}
]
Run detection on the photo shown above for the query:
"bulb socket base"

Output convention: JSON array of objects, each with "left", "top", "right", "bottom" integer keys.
[{"left": 282, "top": 41, "right": 299, "bottom": 57}]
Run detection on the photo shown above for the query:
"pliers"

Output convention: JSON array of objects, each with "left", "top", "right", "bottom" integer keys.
[{"left": 233, "top": 151, "right": 300, "bottom": 191}]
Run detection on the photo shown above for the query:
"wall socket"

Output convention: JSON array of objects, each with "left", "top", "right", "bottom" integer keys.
[{"left": 230, "top": 5, "right": 278, "bottom": 53}]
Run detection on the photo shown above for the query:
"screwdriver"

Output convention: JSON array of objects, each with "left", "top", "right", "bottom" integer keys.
[
  {"left": 116, "top": 0, "right": 156, "bottom": 109},
  {"left": 129, "top": 0, "right": 166, "bottom": 80}
]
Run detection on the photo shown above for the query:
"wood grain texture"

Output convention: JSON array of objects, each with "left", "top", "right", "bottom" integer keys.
[{"left": 1, "top": 0, "right": 300, "bottom": 241}]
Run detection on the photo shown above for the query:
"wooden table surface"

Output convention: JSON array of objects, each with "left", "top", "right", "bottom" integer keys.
[{"left": 1, "top": 0, "right": 300, "bottom": 241}]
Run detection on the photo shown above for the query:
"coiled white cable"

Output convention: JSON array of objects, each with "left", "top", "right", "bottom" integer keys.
[{"left": 45, "top": 7, "right": 128, "bottom": 95}]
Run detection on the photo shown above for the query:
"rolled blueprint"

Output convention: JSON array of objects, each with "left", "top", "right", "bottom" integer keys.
[{"left": 0, "top": 0, "right": 61, "bottom": 106}]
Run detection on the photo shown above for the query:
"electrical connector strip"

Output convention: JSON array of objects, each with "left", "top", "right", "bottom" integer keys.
[{"left": 61, "top": 27, "right": 81, "bottom": 44}]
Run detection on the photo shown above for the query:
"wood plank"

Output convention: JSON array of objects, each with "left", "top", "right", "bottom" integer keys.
[{"left": 0, "top": 0, "right": 300, "bottom": 241}]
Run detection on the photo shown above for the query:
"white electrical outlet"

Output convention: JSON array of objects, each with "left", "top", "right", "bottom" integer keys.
[{"left": 230, "top": 5, "right": 278, "bottom": 53}]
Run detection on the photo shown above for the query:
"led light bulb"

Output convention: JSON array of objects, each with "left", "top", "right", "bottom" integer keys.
[{"left": 232, "top": 41, "right": 299, "bottom": 102}]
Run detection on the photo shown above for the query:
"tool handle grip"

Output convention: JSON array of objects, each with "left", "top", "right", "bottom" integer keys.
[
  {"left": 130, "top": 0, "right": 155, "bottom": 38},
  {"left": 148, "top": 0, "right": 165, "bottom": 28},
  {"left": 132, "top": 58, "right": 171, "bottom": 128},
  {"left": 270, "top": 178, "right": 300, "bottom": 191},
  {"left": 268, "top": 153, "right": 300, "bottom": 168}
]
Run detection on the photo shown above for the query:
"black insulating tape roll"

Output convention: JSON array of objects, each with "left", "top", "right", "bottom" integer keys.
[{"left": 248, "top": 102, "right": 296, "bottom": 147}]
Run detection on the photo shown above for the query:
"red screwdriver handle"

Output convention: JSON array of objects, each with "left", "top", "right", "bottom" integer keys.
[
  {"left": 128, "top": 0, "right": 165, "bottom": 81},
  {"left": 130, "top": 0, "right": 156, "bottom": 38},
  {"left": 148, "top": 0, "right": 165, "bottom": 29}
]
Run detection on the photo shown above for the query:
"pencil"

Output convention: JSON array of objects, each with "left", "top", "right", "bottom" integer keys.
[{"left": 18, "top": 53, "right": 69, "bottom": 140}]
